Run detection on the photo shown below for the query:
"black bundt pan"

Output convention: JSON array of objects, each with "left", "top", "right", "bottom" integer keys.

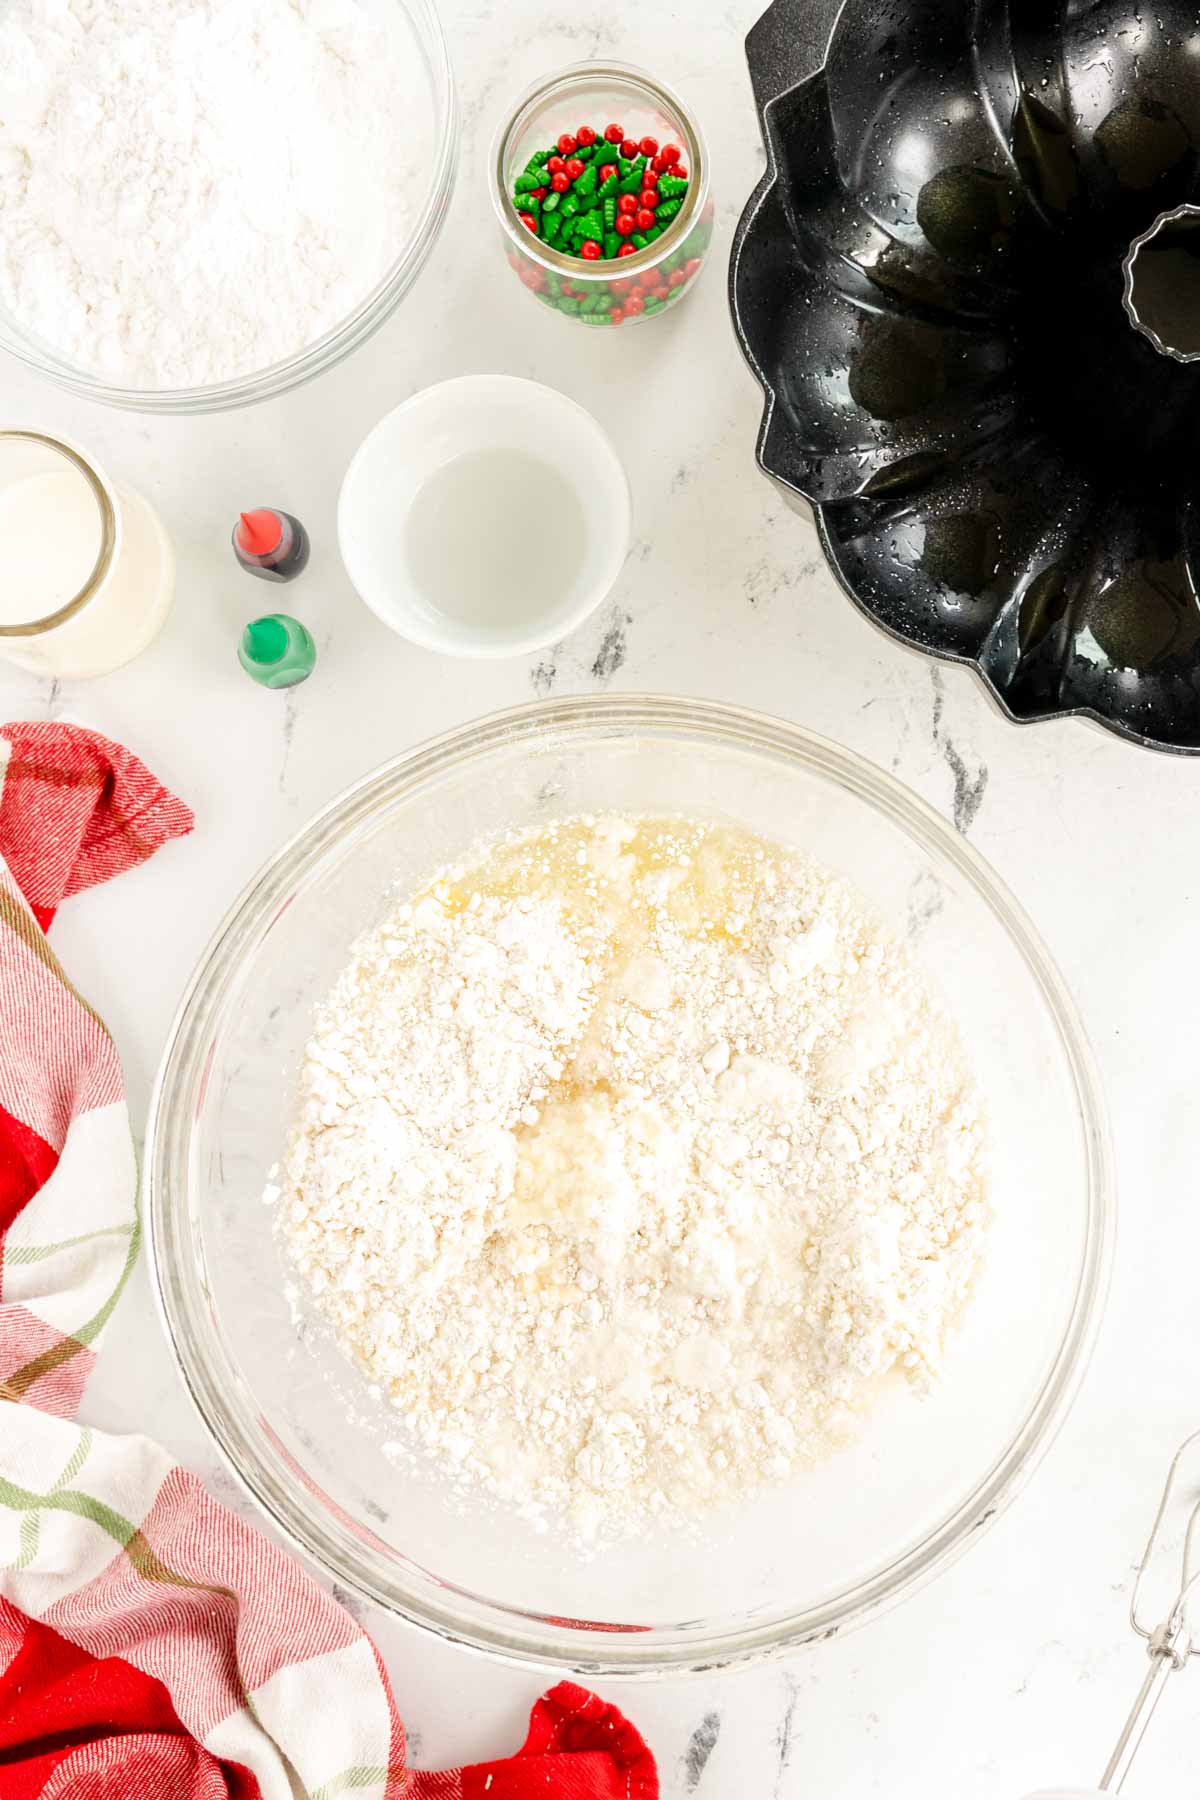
[{"left": 730, "top": 0, "right": 1200, "bottom": 753}]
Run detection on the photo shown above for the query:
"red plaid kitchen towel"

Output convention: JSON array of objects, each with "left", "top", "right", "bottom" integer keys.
[{"left": 0, "top": 722, "right": 658, "bottom": 1800}]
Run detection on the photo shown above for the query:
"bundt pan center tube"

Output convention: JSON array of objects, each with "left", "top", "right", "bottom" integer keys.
[{"left": 731, "top": 0, "right": 1200, "bottom": 754}]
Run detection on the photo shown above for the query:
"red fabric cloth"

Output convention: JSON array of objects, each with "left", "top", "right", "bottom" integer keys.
[
  {"left": 0, "top": 1604, "right": 657, "bottom": 1800},
  {"left": 0, "top": 1601, "right": 261, "bottom": 1800},
  {"left": 451, "top": 1687, "right": 659, "bottom": 1799},
  {"left": 0, "top": 1105, "right": 57, "bottom": 1239},
  {"left": 0, "top": 721, "right": 193, "bottom": 930},
  {"left": 0, "top": 722, "right": 659, "bottom": 1800}
]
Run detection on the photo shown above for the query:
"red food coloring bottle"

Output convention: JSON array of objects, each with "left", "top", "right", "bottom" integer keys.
[{"left": 233, "top": 508, "right": 310, "bottom": 583}]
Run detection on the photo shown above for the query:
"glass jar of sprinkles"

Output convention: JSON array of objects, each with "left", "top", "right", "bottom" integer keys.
[{"left": 492, "top": 62, "right": 713, "bottom": 327}]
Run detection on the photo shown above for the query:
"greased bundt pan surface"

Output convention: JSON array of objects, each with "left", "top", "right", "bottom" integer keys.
[{"left": 731, "top": 0, "right": 1200, "bottom": 752}]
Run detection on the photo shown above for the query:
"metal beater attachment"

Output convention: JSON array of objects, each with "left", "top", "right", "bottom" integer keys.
[{"left": 1099, "top": 1430, "right": 1200, "bottom": 1789}]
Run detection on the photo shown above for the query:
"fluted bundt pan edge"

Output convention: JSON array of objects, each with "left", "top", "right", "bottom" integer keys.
[{"left": 731, "top": 0, "right": 1200, "bottom": 755}]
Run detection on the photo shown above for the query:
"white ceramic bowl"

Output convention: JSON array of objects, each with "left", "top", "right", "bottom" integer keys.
[{"left": 338, "top": 375, "right": 631, "bottom": 657}]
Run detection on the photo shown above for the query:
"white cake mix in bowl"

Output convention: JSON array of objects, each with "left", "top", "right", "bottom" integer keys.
[
  {"left": 0, "top": 0, "right": 455, "bottom": 408},
  {"left": 278, "top": 814, "right": 989, "bottom": 1543}
]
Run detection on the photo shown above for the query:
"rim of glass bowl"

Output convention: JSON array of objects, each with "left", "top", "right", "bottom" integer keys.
[
  {"left": 0, "top": 0, "right": 457, "bottom": 416},
  {"left": 145, "top": 695, "right": 1114, "bottom": 1675},
  {"left": 0, "top": 432, "right": 116, "bottom": 636},
  {"left": 490, "top": 62, "right": 708, "bottom": 284}
]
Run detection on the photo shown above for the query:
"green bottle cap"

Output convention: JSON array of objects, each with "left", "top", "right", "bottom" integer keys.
[{"left": 238, "top": 614, "right": 316, "bottom": 689}]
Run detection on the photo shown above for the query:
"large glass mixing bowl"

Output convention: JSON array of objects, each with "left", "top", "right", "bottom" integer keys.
[
  {"left": 146, "top": 698, "right": 1112, "bottom": 1672},
  {"left": 0, "top": 0, "right": 456, "bottom": 414}
]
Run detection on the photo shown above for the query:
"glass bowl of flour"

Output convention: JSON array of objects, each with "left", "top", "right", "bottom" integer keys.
[
  {"left": 146, "top": 697, "right": 1112, "bottom": 1671},
  {"left": 0, "top": 0, "right": 456, "bottom": 412}
]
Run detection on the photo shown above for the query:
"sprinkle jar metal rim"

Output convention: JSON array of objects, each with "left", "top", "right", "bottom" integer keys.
[{"left": 491, "top": 60, "right": 707, "bottom": 282}]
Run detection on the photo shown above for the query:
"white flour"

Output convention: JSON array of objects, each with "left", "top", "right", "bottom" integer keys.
[
  {"left": 0, "top": 0, "right": 423, "bottom": 388},
  {"left": 278, "top": 816, "right": 989, "bottom": 1539}
]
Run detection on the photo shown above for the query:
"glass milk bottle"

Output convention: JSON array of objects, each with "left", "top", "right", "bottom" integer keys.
[{"left": 0, "top": 431, "right": 174, "bottom": 678}]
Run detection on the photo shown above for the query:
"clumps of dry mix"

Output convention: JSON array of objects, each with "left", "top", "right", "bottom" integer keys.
[{"left": 276, "top": 815, "right": 989, "bottom": 1541}]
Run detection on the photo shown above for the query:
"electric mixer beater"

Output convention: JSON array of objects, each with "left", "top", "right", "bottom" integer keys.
[{"left": 1028, "top": 1431, "right": 1199, "bottom": 1796}]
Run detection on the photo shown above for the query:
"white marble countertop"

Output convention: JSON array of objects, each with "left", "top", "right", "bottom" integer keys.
[{"left": 3, "top": 1, "right": 1199, "bottom": 1793}]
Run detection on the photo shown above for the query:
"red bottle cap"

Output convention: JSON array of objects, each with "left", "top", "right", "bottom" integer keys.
[{"left": 236, "top": 509, "right": 283, "bottom": 557}]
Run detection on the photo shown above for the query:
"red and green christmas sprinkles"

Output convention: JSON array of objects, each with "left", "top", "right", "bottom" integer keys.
[
  {"left": 513, "top": 121, "right": 690, "bottom": 264},
  {"left": 523, "top": 248, "right": 705, "bottom": 323}
]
